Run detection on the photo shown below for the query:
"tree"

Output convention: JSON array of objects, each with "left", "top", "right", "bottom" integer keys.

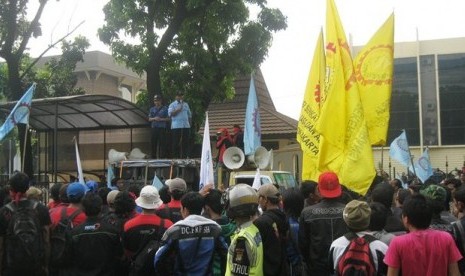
[
  {"left": 0, "top": 0, "right": 89, "bottom": 178},
  {"left": 99, "top": 0, "right": 287, "bottom": 131}
]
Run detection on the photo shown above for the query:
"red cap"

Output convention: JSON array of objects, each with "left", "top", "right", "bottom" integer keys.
[{"left": 318, "top": 172, "right": 342, "bottom": 198}]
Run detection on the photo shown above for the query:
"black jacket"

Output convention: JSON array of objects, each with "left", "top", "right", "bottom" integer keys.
[{"left": 298, "top": 199, "right": 348, "bottom": 276}]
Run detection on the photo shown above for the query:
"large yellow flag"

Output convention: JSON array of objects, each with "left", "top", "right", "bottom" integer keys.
[
  {"left": 317, "top": 0, "right": 376, "bottom": 195},
  {"left": 297, "top": 31, "right": 326, "bottom": 181},
  {"left": 354, "top": 14, "right": 395, "bottom": 146}
]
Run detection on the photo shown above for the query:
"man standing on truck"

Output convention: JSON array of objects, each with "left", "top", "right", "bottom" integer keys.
[
  {"left": 148, "top": 94, "right": 169, "bottom": 158},
  {"left": 168, "top": 91, "right": 192, "bottom": 158}
]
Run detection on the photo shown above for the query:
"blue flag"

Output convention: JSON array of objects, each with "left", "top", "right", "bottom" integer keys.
[
  {"left": 244, "top": 75, "right": 261, "bottom": 156},
  {"left": 409, "top": 148, "right": 433, "bottom": 183},
  {"left": 0, "top": 84, "right": 35, "bottom": 141},
  {"left": 152, "top": 175, "right": 164, "bottom": 191},
  {"left": 106, "top": 163, "right": 116, "bottom": 190},
  {"left": 389, "top": 130, "right": 410, "bottom": 168}
]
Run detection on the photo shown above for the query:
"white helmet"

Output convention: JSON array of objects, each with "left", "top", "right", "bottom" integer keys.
[{"left": 225, "top": 184, "right": 259, "bottom": 219}]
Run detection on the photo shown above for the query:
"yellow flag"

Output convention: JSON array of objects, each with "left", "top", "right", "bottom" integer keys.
[
  {"left": 317, "top": 0, "right": 376, "bottom": 195},
  {"left": 297, "top": 30, "right": 325, "bottom": 181},
  {"left": 354, "top": 13, "right": 395, "bottom": 146}
]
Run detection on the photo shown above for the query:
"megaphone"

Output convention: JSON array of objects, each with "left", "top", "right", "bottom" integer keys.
[
  {"left": 247, "top": 146, "right": 270, "bottom": 170},
  {"left": 128, "top": 148, "right": 148, "bottom": 160},
  {"left": 223, "top": 147, "right": 245, "bottom": 170},
  {"left": 108, "top": 149, "right": 128, "bottom": 164}
]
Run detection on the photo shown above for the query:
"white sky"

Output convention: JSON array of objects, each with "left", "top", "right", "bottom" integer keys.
[{"left": 28, "top": 0, "right": 465, "bottom": 120}]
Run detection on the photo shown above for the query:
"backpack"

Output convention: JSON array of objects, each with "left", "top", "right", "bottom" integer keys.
[
  {"left": 130, "top": 219, "right": 165, "bottom": 276},
  {"left": 50, "top": 207, "right": 82, "bottom": 267},
  {"left": 287, "top": 217, "right": 307, "bottom": 276},
  {"left": 5, "top": 200, "right": 45, "bottom": 271},
  {"left": 336, "top": 232, "right": 377, "bottom": 276}
]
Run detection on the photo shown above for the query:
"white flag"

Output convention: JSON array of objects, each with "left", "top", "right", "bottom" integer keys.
[
  {"left": 199, "top": 113, "right": 214, "bottom": 190},
  {"left": 252, "top": 168, "right": 261, "bottom": 190},
  {"left": 74, "top": 137, "right": 85, "bottom": 185},
  {"left": 152, "top": 175, "right": 164, "bottom": 191}
]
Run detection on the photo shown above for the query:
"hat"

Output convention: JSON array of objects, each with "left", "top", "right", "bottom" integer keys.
[
  {"left": 26, "top": 186, "right": 43, "bottom": 199},
  {"left": 318, "top": 172, "right": 342, "bottom": 198},
  {"left": 67, "top": 182, "right": 86, "bottom": 200},
  {"left": 153, "top": 94, "right": 162, "bottom": 101},
  {"left": 258, "top": 184, "right": 280, "bottom": 199},
  {"left": 135, "top": 186, "right": 163, "bottom": 209},
  {"left": 420, "top": 184, "right": 447, "bottom": 202},
  {"left": 86, "top": 180, "right": 98, "bottom": 193},
  {"left": 343, "top": 200, "right": 371, "bottom": 231},
  {"left": 166, "top": 178, "right": 187, "bottom": 192},
  {"left": 107, "top": 190, "right": 120, "bottom": 206}
]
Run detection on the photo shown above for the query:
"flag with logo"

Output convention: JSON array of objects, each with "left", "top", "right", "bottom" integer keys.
[
  {"left": 244, "top": 75, "right": 261, "bottom": 156},
  {"left": 354, "top": 13, "right": 395, "bottom": 146},
  {"left": 74, "top": 137, "right": 85, "bottom": 185},
  {"left": 409, "top": 148, "right": 433, "bottom": 183},
  {"left": 317, "top": 0, "right": 376, "bottom": 195},
  {"left": 199, "top": 112, "right": 214, "bottom": 190},
  {"left": 389, "top": 130, "right": 411, "bottom": 168},
  {"left": 298, "top": 30, "right": 326, "bottom": 181},
  {"left": 0, "top": 84, "right": 35, "bottom": 141}
]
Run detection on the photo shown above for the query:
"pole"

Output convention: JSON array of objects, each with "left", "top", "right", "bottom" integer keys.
[
  {"left": 21, "top": 124, "right": 29, "bottom": 172},
  {"left": 380, "top": 146, "right": 384, "bottom": 174}
]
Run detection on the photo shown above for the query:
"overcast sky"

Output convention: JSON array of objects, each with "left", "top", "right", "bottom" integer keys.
[{"left": 28, "top": 0, "right": 465, "bottom": 119}]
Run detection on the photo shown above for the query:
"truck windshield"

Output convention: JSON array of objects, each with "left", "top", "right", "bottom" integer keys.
[{"left": 273, "top": 173, "right": 297, "bottom": 188}]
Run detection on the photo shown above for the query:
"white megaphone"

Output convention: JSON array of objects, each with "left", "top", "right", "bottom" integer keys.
[
  {"left": 128, "top": 148, "right": 148, "bottom": 160},
  {"left": 108, "top": 149, "right": 128, "bottom": 164},
  {"left": 247, "top": 146, "right": 270, "bottom": 170},
  {"left": 223, "top": 147, "right": 245, "bottom": 170}
]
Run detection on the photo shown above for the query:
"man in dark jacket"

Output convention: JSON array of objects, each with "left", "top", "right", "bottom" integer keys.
[
  {"left": 254, "top": 184, "right": 289, "bottom": 276},
  {"left": 299, "top": 172, "right": 348, "bottom": 276}
]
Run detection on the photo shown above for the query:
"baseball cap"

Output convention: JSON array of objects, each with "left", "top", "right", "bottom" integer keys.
[
  {"left": 153, "top": 94, "right": 162, "bottom": 101},
  {"left": 318, "top": 172, "right": 342, "bottom": 198},
  {"left": 420, "top": 184, "right": 447, "bottom": 202},
  {"left": 67, "top": 182, "right": 86, "bottom": 200},
  {"left": 343, "top": 200, "right": 371, "bottom": 231},
  {"left": 106, "top": 190, "right": 120, "bottom": 206},
  {"left": 166, "top": 178, "right": 187, "bottom": 192},
  {"left": 258, "top": 184, "right": 280, "bottom": 199},
  {"left": 135, "top": 186, "right": 163, "bottom": 209}
]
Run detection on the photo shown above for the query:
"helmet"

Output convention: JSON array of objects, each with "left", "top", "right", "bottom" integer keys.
[{"left": 225, "top": 184, "right": 259, "bottom": 219}]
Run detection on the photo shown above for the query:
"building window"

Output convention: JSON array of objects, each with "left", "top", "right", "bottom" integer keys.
[
  {"left": 389, "top": 57, "right": 420, "bottom": 145},
  {"left": 438, "top": 53, "right": 465, "bottom": 145}
]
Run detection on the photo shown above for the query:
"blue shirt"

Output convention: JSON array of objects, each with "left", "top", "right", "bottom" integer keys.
[
  {"left": 149, "top": 105, "right": 168, "bottom": 128},
  {"left": 168, "top": 100, "right": 191, "bottom": 129}
]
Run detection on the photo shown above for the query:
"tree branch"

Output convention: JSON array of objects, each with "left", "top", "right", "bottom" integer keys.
[{"left": 20, "top": 21, "right": 85, "bottom": 80}]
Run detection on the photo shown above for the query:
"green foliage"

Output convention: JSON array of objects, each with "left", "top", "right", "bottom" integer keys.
[{"left": 99, "top": 0, "right": 287, "bottom": 130}]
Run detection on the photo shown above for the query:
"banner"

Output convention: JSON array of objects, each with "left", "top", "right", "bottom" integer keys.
[
  {"left": 74, "top": 137, "right": 85, "bottom": 185},
  {"left": 0, "top": 84, "right": 35, "bottom": 141},
  {"left": 199, "top": 112, "right": 214, "bottom": 190},
  {"left": 244, "top": 75, "right": 261, "bottom": 156},
  {"left": 317, "top": 0, "right": 376, "bottom": 195},
  {"left": 354, "top": 13, "right": 395, "bottom": 146},
  {"left": 298, "top": 30, "right": 326, "bottom": 181},
  {"left": 389, "top": 130, "right": 411, "bottom": 168}
]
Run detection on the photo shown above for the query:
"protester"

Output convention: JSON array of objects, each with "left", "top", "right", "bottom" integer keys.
[
  {"left": 148, "top": 94, "right": 169, "bottom": 158},
  {"left": 300, "top": 180, "right": 320, "bottom": 207},
  {"left": 123, "top": 185, "right": 172, "bottom": 275},
  {"left": 329, "top": 200, "right": 388, "bottom": 275},
  {"left": 168, "top": 91, "right": 192, "bottom": 158},
  {"left": 255, "top": 184, "right": 289, "bottom": 276},
  {"left": 451, "top": 186, "right": 465, "bottom": 274},
  {"left": 67, "top": 193, "right": 123, "bottom": 276},
  {"left": 384, "top": 194, "right": 462, "bottom": 276},
  {"left": 369, "top": 202, "right": 395, "bottom": 245},
  {"left": 370, "top": 183, "right": 405, "bottom": 233},
  {"left": 48, "top": 183, "right": 63, "bottom": 209},
  {"left": 50, "top": 182, "right": 87, "bottom": 229},
  {"left": 299, "top": 172, "right": 348, "bottom": 276},
  {"left": 154, "top": 192, "right": 228, "bottom": 275},
  {"left": 231, "top": 124, "right": 244, "bottom": 151},
  {"left": 156, "top": 178, "right": 186, "bottom": 223},
  {"left": 26, "top": 186, "right": 43, "bottom": 202},
  {"left": 420, "top": 184, "right": 452, "bottom": 231},
  {"left": 224, "top": 184, "right": 263, "bottom": 275},
  {"left": 0, "top": 172, "right": 51, "bottom": 276}
]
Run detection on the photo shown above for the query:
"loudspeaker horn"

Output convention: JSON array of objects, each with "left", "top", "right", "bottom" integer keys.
[
  {"left": 128, "top": 148, "right": 148, "bottom": 160},
  {"left": 108, "top": 149, "right": 128, "bottom": 164},
  {"left": 247, "top": 146, "right": 270, "bottom": 170},
  {"left": 223, "top": 147, "right": 245, "bottom": 170}
]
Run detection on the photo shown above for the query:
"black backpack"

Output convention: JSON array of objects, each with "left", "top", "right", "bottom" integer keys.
[
  {"left": 50, "top": 207, "right": 82, "bottom": 267},
  {"left": 336, "top": 232, "right": 377, "bottom": 276},
  {"left": 130, "top": 219, "right": 165, "bottom": 276},
  {"left": 5, "top": 200, "right": 45, "bottom": 271}
]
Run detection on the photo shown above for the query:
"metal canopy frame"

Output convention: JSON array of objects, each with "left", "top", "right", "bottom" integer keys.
[{"left": 0, "top": 94, "right": 149, "bottom": 183}]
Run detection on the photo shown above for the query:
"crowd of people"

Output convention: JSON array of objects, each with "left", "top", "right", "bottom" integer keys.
[{"left": 0, "top": 170, "right": 465, "bottom": 275}]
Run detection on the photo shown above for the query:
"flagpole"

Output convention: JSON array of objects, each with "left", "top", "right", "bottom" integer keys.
[
  {"left": 380, "top": 146, "right": 384, "bottom": 174},
  {"left": 21, "top": 124, "right": 29, "bottom": 172}
]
